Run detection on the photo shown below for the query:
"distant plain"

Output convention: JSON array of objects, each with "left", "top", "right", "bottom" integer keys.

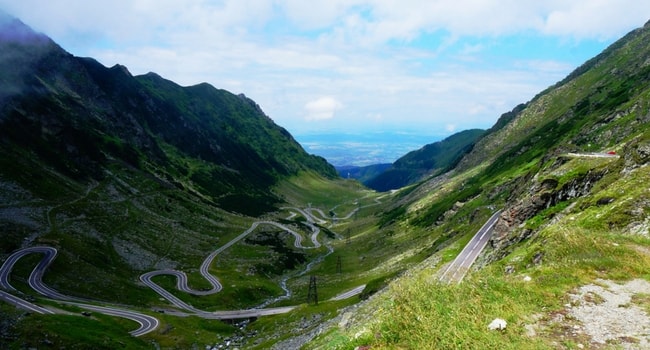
[{"left": 295, "top": 131, "right": 443, "bottom": 166}]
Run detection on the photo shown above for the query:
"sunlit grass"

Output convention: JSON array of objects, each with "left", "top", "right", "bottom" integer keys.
[
  {"left": 2, "top": 306, "right": 151, "bottom": 349},
  {"left": 309, "top": 144, "right": 650, "bottom": 349},
  {"left": 275, "top": 171, "right": 367, "bottom": 209},
  {"left": 311, "top": 217, "right": 650, "bottom": 349}
]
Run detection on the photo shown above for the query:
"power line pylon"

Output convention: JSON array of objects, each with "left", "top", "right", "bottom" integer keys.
[
  {"left": 307, "top": 275, "right": 318, "bottom": 305},
  {"left": 336, "top": 255, "right": 342, "bottom": 274}
]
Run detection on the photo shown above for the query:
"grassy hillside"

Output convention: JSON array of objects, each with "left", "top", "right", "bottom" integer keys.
[
  {"left": 336, "top": 163, "right": 392, "bottom": 184},
  {"left": 3, "top": 14, "right": 650, "bottom": 350},
  {"left": 0, "top": 15, "right": 335, "bottom": 217},
  {"left": 0, "top": 16, "right": 436, "bottom": 349},
  {"left": 364, "top": 129, "right": 484, "bottom": 191},
  {"left": 311, "top": 144, "right": 650, "bottom": 349},
  {"left": 307, "top": 21, "right": 650, "bottom": 350}
]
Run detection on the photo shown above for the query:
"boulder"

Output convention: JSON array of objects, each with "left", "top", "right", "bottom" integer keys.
[{"left": 488, "top": 318, "right": 507, "bottom": 331}]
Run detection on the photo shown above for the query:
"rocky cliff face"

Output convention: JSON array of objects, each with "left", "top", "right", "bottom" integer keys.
[
  {"left": 486, "top": 132, "right": 650, "bottom": 263},
  {"left": 489, "top": 169, "right": 604, "bottom": 256},
  {"left": 446, "top": 21, "right": 650, "bottom": 266}
]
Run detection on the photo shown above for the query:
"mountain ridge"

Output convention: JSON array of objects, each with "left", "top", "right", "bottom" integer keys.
[
  {"left": 344, "top": 129, "right": 484, "bottom": 191},
  {"left": 2, "top": 11, "right": 650, "bottom": 350},
  {"left": 307, "top": 18, "right": 650, "bottom": 349},
  {"left": 0, "top": 15, "right": 336, "bottom": 214}
]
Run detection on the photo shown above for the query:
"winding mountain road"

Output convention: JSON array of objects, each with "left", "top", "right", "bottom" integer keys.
[
  {"left": 333, "top": 194, "right": 387, "bottom": 220},
  {"left": 66, "top": 302, "right": 160, "bottom": 337},
  {"left": 138, "top": 216, "right": 326, "bottom": 317},
  {"left": 0, "top": 246, "right": 159, "bottom": 336},
  {"left": 0, "top": 290, "right": 54, "bottom": 315},
  {"left": 138, "top": 219, "right": 322, "bottom": 308},
  {"left": 0, "top": 201, "right": 372, "bottom": 335},
  {"left": 330, "top": 285, "right": 366, "bottom": 301},
  {"left": 439, "top": 210, "right": 502, "bottom": 284}
]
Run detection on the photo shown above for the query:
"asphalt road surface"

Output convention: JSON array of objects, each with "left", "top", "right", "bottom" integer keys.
[
  {"left": 138, "top": 217, "right": 323, "bottom": 317},
  {"left": 439, "top": 210, "right": 502, "bottom": 284},
  {"left": 330, "top": 285, "right": 366, "bottom": 301},
  {"left": 65, "top": 302, "right": 160, "bottom": 337},
  {"left": 0, "top": 246, "right": 159, "bottom": 336},
  {"left": 0, "top": 204, "right": 369, "bottom": 335},
  {"left": 0, "top": 289, "right": 54, "bottom": 314}
]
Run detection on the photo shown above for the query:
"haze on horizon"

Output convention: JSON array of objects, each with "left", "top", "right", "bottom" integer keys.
[{"left": 1, "top": 1, "right": 649, "bottom": 141}]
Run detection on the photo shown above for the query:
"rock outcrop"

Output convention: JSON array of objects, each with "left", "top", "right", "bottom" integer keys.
[{"left": 486, "top": 167, "right": 606, "bottom": 262}]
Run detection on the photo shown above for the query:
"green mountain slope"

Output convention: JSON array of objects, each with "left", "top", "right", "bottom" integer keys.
[
  {"left": 0, "top": 15, "right": 364, "bottom": 347},
  {"left": 337, "top": 129, "right": 484, "bottom": 192},
  {"left": 336, "top": 163, "right": 392, "bottom": 183},
  {"left": 361, "top": 129, "right": 484, "bottom": 191},
  {"left": 0, "top": 15, "right": 335, "bottom": 216},
  {"left": 3, "top": 12, "right": 650, "bottom": 350},
  {"left": 309, "top": 20, "right": 650, "bottom": 350}
]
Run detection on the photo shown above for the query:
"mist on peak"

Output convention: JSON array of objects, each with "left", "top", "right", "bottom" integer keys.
[{"left": 0, "top": 10, "right": 49, "bottom": 45}]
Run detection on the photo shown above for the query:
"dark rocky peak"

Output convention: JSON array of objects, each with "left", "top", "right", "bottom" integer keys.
[
  {"left": 143, "top": 71, "right": 162, "bottom": 79},
  {"left": 137, "top": 71, "right": 183, "bottom": 91},
  {"left": 238, "top": 93, "right": 269, "bottom": 118},
  {"left": 0, "top": 12, "right": 68, "bottom": 103},
  {"left": 110, "top": 64, "right": 133, "bottom": 78}
]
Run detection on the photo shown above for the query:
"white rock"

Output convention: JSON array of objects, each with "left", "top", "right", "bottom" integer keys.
[
  {"left": 523, "top": 275, "right": 532, "bottom": 282},
  {"left": 488, "top": 318, "right": 507, "bottom": 331}
]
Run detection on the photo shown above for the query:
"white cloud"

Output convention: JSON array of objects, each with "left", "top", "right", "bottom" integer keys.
[
  {"left": 280, "top": 0, "right": 363, "bottom": 30},
  {"left": 304, "top": 96, "right": 343, "bottom": 121},
  {"left": 540, "top": 0, "right": 650, "bottom": 39},
  {"left": 5, "top": 1, "right": 647, "bottom": 49},
  {"left": 1, "top": 0, "right": 649, "bottom": 137},
  {"left": 366, "top": 113, "right": 383, "bottom": 122},
  {"left": 282, "top": 0, "right": 650, "bottom": 45}
]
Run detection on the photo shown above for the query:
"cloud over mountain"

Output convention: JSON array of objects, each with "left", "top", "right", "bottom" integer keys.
[
  {"left": 1, "top": 1, "right": 648, "bottom": 135},
  {"left": 305, "top": 96, "right": 343, "bottom": 121}
]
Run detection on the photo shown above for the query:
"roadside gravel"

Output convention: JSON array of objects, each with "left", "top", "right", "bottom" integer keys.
[{"left": 567, "top": 279, "right": 650, "bottom": 349}]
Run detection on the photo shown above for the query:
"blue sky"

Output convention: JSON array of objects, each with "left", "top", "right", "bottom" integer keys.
[{"left": 2, "top": 1, "right": 650, "bottom": 139}]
